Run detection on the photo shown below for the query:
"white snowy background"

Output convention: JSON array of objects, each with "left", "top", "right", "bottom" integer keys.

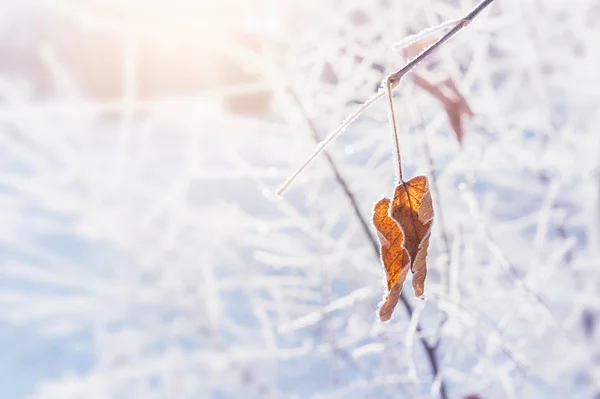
[{"left": 0, "top": 0, "right": 599, "bottom": 398}]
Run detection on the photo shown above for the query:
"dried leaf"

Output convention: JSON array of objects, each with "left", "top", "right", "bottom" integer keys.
[
  {"left": 373, "top": 197, "right": 410, "bottom": 322},
  {"left": 413, "top": 73, "right": 473, "bottom": 145},
  {"left": 372, "top": 176, "right": 434, "bottom": 321},
  {"left": 405, "top": 38, "right": 474, "bottom": 145},
  {"left": 443, "top": 77, "right": 473, "bottom": 117},
  {"left": 390, "top": 176, "right": 434, "bottom": 298},
  {"left": 403, "top": 38, "right": 436, "bottom": 60}
]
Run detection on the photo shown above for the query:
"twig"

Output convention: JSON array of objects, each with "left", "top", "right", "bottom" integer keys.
[
  {"left": 391, "top": 0, "right": 495, "bottom": 82},
  {"left": 286, "top": 89, "right": 381, "bottom": 257},
  {"left": 277, "top": 0, "right": 496, "bottom": 196},
  {"left": 276, "top": 90, "right": 385, "bottom": 197},
  {"left": 408, "top": 94, "right": 453, "bottom": 293}
]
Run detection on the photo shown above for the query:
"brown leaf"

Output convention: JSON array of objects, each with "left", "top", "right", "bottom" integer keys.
[
  {"left": 373, "top": 197, "right": 410, "bottom": 322},
  {"left": 372, "top": 176, "right": 434, "bottom": 321},
  {"left": 413, "top": 73, "right": 473, "bottom": 145},
  {"left": 443, "top": 77, "right": 473, "bottom": 117},
  {"left": 440, "top": 77, "right": 473, "bottom": 145},
  {"left": 390, "top": 176, "right": 434, "bottom": 298},
  {"left": 403, "top": 38, "right": 436, "bottom": 60}
]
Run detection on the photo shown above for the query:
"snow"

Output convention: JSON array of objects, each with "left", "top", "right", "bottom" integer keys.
[{"left": 0, "top": 0, "right": 599, "bottom": 398}]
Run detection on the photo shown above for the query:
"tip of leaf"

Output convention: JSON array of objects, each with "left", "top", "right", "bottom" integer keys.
[{"left": 379, "top": 312, "right": 392, "bottom": 323}]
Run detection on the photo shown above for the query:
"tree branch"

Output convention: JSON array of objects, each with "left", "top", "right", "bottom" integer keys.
[
  {"left": 391, "top": 0, "right": 496, "bottom": 83},
  {"left": 278, "top": 0, "right": 496, "bottom": 196}
]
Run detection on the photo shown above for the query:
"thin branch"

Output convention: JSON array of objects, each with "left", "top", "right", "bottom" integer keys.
[
  {"left": 276, "top": 90, "right": 385, "bottom": 197},
  {"left": 277, "top": 0, "right": 496, "bottom": 196},
  {"left": 391, "top": 0, "right": 496, "bottom": 82},
  {"left": 286, "top": 89, "right": 380, "bottom": 257}
]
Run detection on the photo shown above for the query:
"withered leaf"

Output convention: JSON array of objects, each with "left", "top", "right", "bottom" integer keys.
[
  {"left": 404, "top": 37, "right": 473, "bottom": 145},
  {"left": 373, "top": 176, "right": 434, "bottom": 321},
  {"left": 413, "top": 74, "right": 473, "bottom": 145},
  {"left": 373, "top": 197, "right": 410, "bottom": 322},
  {"left": 391, "top": 176, "right": 434, "bottom": 298},
  {"left": 403, "top": 38, "right": 436, "bottom": 60}
]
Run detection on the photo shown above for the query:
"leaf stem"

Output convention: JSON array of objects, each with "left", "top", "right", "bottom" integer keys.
[{"left": 385, "top": 74, "right": 404, "bottom": 183}]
